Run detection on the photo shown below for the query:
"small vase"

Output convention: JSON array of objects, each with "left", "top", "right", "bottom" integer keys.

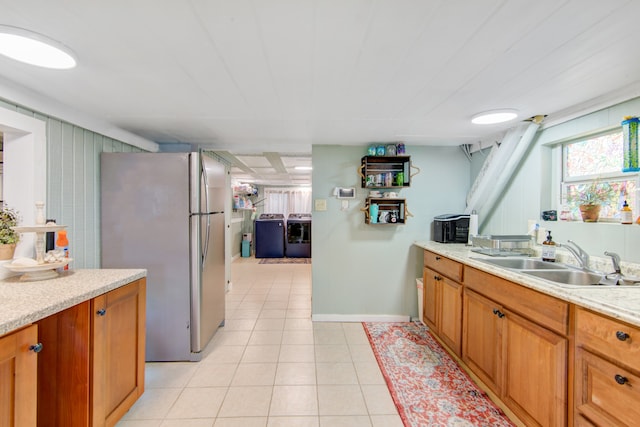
[
  {"left": 0, "top": 243, "right": 16, "bottom": 260},
  {"left": 579, "top": 204, "right": 601, "bottom": 222}
]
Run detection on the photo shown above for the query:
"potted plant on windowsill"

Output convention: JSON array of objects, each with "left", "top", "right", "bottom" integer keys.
[
  {"left": 567, "top": 179, "right": 614, "bottom": 222},
  {"left": 0, "top": 205, "right": 20, "bottom": 260}
]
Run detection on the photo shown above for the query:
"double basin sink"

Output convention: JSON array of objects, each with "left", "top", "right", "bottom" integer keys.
[{"left": 471, "top": 257, "right": 621, "bottom": 287}]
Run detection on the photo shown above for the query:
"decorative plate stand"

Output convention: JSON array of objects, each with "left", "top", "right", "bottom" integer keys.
[{"left": 4, "top": 225, "right": 71, "bottom": 281}]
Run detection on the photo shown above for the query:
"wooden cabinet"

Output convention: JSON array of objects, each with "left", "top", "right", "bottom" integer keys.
[
  {"left": 423, "top": 251, "right": 463, "bottom": 355},
  {"left": 36, "top": 278, "right": 146, "bottom": 427},
  {"left": 463, "top": 267, "right": 568, "bottom": 427},
  {"left": 0, "top": 325, "right": 39, "bottom": 427},
  {"left": 575, "top": 307, "right": 640, "bottom": 427}
]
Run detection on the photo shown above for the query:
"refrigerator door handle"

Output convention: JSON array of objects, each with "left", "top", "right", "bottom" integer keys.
[{"left": 200, "top": 153, "right": 211, "bottom": 264}]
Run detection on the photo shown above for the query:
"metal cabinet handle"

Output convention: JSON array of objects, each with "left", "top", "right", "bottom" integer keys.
[
  {"left": 29, "top": 343, "right": 43, "bottom": 353},
  {"left": 96, "top": 308, "right": 106, "bottom": 316},
  {"left": 615, "top": 374, "right": 629, "bottom": 385},
  {"left": 435, "top": 256, "right": 441, "bottom": 260},
  {"left": 616, "top": 331, "right": 630, "bottom": 341},
  {"left": 492, "top": 309, "right": 505, "bottom": 318}
]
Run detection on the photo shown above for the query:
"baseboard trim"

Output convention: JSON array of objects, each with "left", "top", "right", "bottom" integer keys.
[{"left": 311, "top": 314, "right": 410, "bottom": 323}]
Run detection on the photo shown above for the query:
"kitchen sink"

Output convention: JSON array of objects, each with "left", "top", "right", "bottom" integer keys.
[
  {"left": 521, "top": 270, "right": 605, "bottom": 286},
  {"left": 471, "top": 257, "right": 567, "bottom": 270}
]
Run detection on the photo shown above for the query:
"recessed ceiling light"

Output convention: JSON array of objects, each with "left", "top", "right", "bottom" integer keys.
[
  {"left": 471, "top": 109, "right": 518, "bottom": 125},
  {"left": 0, "top": 25, "right": 77, "bottom": 69},
  {"left": 294, "top": 166, "right": 312, "bottom": 171}
]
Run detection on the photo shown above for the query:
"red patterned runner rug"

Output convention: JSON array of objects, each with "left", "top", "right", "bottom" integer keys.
[{"left": 363, "top": 322, "right": 515, "bottom": 427}]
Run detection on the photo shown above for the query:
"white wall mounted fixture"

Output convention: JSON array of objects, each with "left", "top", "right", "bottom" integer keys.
[{"left": 472, "top": 109, "right": 519, "bottom": 125}]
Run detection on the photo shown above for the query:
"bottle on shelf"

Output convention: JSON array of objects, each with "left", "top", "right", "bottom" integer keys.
[
  {"left": 621, "top": 200, "right": 633, "bottom": 224},
  {"left": 56, "top": 230, "right": 70, "bottom": 270}
]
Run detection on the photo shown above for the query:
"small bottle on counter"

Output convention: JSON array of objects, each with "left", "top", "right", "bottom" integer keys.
[
  {"left": 621, "top": 200, "right": 633, "bottom": 224},
  {"left": 541, "top": 230, "right": 556, "bottom": 262},
  {"left": 45, "top": 219, "right": 56, "bottom": 251},
  {"left": 56, "top": 230, "right": 70, "bottom": 270}
]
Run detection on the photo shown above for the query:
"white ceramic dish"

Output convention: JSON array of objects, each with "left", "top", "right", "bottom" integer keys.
[{"left": 4, "top": 258, "right": 73, "bottom": 281}]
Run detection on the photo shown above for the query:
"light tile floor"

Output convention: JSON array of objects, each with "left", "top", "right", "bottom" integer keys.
[{"left": 117, "top": 257, "right": 403, "bottom": 427}]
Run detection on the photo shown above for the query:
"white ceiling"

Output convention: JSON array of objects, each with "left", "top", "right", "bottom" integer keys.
[{"left": 1, "top": 0, "right": 640, "bottom": 186}]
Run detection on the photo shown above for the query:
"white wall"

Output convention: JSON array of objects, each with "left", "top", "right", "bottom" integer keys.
[
  {"left": 476, "top": 97, "right": 640, "bottom": 263},
  {"left": 311, "top": 145, "right": 469, "bottom": 321}
]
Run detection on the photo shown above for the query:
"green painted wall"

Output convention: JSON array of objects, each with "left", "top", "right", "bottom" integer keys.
[{"left": 311, "top": 145, "right": 469, "bottom": 320}]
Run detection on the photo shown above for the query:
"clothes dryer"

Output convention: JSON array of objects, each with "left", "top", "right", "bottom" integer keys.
[
  {"left": 254, "top": 213, "right": 285, "bottom": 258},
  {"left": 286, "top": 213, "right": 311, "bottom": 258}
]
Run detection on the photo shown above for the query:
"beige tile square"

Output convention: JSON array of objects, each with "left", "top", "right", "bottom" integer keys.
[
  {"left": 222, "top": 318, "right": 257, "bottom": 331},
  {"left": 121, "top": 388, "right": 181, "bottom": 420},
  {"left": 116, "top": 421, "right": 162, "bottom": 427},
  {"left": 260, "top": 309, "right": 287, "bottom": 319},
  {"left": 160, "top": 420, "right": 215, "bottom": 427},
  {"left": 187, "top": 363, "right": 237, "bottom": 387},
  {"left": 254, "top": 318, "right": 286, "bottom": 331},
  {"left": 145, "top": 362, "right": 198, "bottom": 389},
  {"left": 231, "top": 363, "right": 277, "bottom": 386},
  {"left": 229, "top": 309, "right": 261, "bottom": 320},
  {"left": 267, "top": 416, "right": 319, "bottom": 427},
  {"left": 348, "top": 345, "right": 377, "bottom": 363},
  {"left": 275, "top": 362, "right": 316, "bottom": 385},
  {"left": 316, "top": 363, "right": 358, "bottom": 385},
  {"left": 214, "top": 417, "right": 267, "bottom": 427},
  {"left": 319, "top": 416, "right": 372, "bottom": 427},
  {"left": 314, "top": 345, "right": 352, "bottom": 363},
  {"left": 262, "top": 300, "right": 289, "bottom": 310},
  {"left": 279, "top": 345, "right": 315, "bottom": 363},
  {"left": 286, "top": 309, "right": 311, "bottom": 319},
  {"left": 248, "top": 330, "right": 283, "bottom": 346},
  {"left": 282, "top": 330, "right": 314, "bottom": 345},
  {"left": 269, "top": 385, "right": 318, "bottom": 416},
  {"left": 284, "top": 318, "right": 313, "bottom": 330},
  {"left": 317, "top": 385, "right": 368, "bottom": 416},
  {"left": 241, "top": 345, "right": 280, "bottom": 363},
  {"left": 211, "top": 330, "right": 252, "bottom": 346},
  {"left": 313, "top": 329, "right": 347, "bottom": 346},
  {"left": 361, "top": 384, "right": 398, "bottom": 415},
  {"left": 200, "top": 345, "right": 245, "bottom": 364},
  {"left": 370, "top": 414, "right": 404, "bottom": 427},
  {"left": 165, "top": 387, "right": 227, "bottom": 419},
  {"left": 218, "top": 386, "right": 273, "bottom": 417},
  {"left": 354, "top": 362, "right": 385, "bottom": 385}
]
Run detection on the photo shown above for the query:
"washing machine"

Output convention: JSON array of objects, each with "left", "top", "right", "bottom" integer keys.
[
  {"left": 254, "top": 213, "right": 285, "bottom": 258},
  {"left": 286, "top": 213, "right": 312, "bottom": 258}
]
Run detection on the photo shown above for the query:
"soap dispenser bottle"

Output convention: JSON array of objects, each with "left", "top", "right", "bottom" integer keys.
[
  {"left": 621, "top": 200, "right": 633, "bottom": 224},
  {"left": 542, "top": 231, "right": 556, "bottom": 262}
]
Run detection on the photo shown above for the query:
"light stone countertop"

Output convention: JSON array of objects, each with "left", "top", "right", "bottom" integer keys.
[
  {"left": 415, "top": 241, "right": 640, "bottom": 328},
  {"left": 0, "top": 269, "right": 147, "bottom": 336}
]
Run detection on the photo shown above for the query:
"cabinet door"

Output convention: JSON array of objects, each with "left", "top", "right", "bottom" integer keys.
[
  {"left": 502, "top": 310, "right": 567, "bottom": 427},
  {"left": 462, "top": 289, "right": 502, "bottom": 395},
  {"left": 423, "top": 268, "right": 439, "bottom": 332},
  {"left": 439, "top": 277, "right": 462, "bottom": 356},
  {"left": 92, "top": 279, "right": 146, "bottom": 427},
  {"left": 0, "top": 325, "right": 38, "bottom": 427},
  {"left": 576, "top": 348, "right": 640, "bottom": 427}
]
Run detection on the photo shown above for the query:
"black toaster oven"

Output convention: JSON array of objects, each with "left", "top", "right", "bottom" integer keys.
[{"left": 433, "top": 214, "right": 470, "bottom": 243}]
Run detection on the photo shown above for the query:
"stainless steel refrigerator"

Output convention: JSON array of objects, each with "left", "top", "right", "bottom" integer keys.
[{"left": 100, "top": 152, "right": 226, "bottom": 361}]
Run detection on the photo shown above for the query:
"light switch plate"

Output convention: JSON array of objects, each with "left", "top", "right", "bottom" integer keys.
[
  {"left": 315, "top": 199, "right": 327, "bottom": 211},
  {"left": 341, "top": 200, "right": 349, "bottom": 210}
]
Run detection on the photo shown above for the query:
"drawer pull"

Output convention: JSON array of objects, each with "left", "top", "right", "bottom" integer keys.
[
  {"left": 29, "top": 343, "right": 43, "bottom": 353},
  {"left": 616, "top": 331, "right": 630, "bottom": 341},
  {"left": 435, "top": 256, "right": 441, "bottom": 261},
  {"left": 492, "top": 309, "right": 505, "bottom": 318},
  {"left": 434, "top": 275, "right": 442, "bottom": 281},
  {"left": 96, "top": 308, "right": 107, "bottom": 316},
  {"left": 615, "top": 374, "right": 629, "bottom": 385}
]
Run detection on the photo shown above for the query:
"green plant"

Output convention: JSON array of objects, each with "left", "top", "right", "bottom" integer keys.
[
  {"left": 0, "top": 205, "right": 20, "bottom": 245},
  {"left": 567, "top": 179, "right": 615, "bottom": 206}
]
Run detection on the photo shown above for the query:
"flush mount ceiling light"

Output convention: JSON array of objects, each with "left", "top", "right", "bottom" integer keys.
[
  {"left": 0, "top": 25, "right": 77, "bottom": 69},
  {"left": 294, "top": 166, "right": 313, "bottom": 171},
  {"left": 471, "top": 109, "right": 518, "bottom": 125}
]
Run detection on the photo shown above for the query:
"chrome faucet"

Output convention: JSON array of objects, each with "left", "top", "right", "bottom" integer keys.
[
  {"left": 559, "top": 240, "right": 590, "bottom": 270},
  {"left": 604, "top": 251, "right": 622, "bottom": 274}
]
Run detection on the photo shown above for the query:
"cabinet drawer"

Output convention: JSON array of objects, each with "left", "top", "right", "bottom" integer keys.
[
  {"left": 576, "top": 307, "right": 640, "bottom": 369},
  {"left": 464, "top": 266, "right": 569, "bottom": 335},
  {"left": 424, "top": 251, "right": 463, "bottom": 282},
  {"left": 576, "top": 348, "right": 640, "bottom": 427}
]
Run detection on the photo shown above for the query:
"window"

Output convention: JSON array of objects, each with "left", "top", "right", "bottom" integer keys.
[{"left": 561, "top": 131, "right": 639, "bottom": 221}]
